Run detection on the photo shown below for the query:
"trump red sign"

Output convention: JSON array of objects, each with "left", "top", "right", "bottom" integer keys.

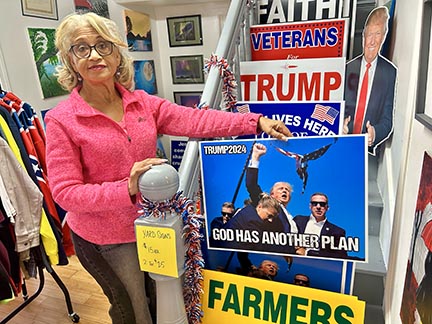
[{"left": 240, "top": 57, "right": 345, "bottom": 101}]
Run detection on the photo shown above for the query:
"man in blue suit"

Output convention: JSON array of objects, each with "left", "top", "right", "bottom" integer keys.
[
  {"left": 294, "top": 192, "right": 347, "bottom": 259},
  {"left": 246, "top": 143, "right": 298, "bottom": 254},
  {"left": 343, "top": 6, "right": 397, "bottom": 156}
]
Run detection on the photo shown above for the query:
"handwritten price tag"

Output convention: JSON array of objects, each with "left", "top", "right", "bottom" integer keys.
[{"left": 135, "top": 225, "right": 179, "bottom": 277}]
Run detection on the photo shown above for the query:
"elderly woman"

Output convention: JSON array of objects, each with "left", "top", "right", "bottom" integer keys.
[{"left": 45, "top": 12, "right": 291, "bottom": 324}]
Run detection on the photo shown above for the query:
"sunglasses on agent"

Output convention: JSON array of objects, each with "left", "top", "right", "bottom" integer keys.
[{"left": 310, "top": 201, "right": 328, "bottom": 207}]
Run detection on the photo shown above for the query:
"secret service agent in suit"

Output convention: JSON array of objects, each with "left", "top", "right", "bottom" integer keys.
[
  {"left": 246, "top": 143, "right": 298, "bottom": 254},
  {"left": 343, "top": 6, "right": 397, "bottom": 156},
  {"left": 209, "top": 202, "right": 235, "bottom": 247},
  {"left": 210, "top": 202, "right": 235, "bottom": 230},
  {"left": 294, "top": 193, "right": 348, "bottom": 259}
]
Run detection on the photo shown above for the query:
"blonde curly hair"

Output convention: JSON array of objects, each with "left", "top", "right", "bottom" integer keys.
[{"left": 55, "top": 12, "right": 134, "bottom": 92}]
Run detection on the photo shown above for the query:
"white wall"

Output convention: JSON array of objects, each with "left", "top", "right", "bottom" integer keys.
[
  {"left": 0, "top": 0, "right": 228, "bottom": 115},
  {"left": 383, "top": 0, "right": 432, "bottom": 323},
  {"left": 0, "top": 0, "right": 228, "bottom": 159},
  {"left": 152, "top": 2, "right": 229, "bottom": 103},
  {"left": 377, "top": 0, "right": 420, "bottom": 264},
  {"left": 114, "top": 0, "right": 229, "bottom": 155},
  {"left": 110, "top": 0, "right": 229, "bottom": 103},
  {"left": 0, "top": 1, "right": 75, "bottom": 111}
]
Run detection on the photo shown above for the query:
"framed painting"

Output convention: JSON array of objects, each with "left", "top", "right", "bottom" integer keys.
[
  {"left": 124, "top": 9, "right": 152, "bottom": 52},
  {"left": 134, "top": 60, "right": 157, "bottom": 95},
  {"left": 170, "top": 55, "right": 204, "bottom": 84},
  {"left": 167, "top": 15, "right": 203, "bottom": 47},
  {"left": 27, "top": 28, "right": 68, "bottom": 98},
  {"left": 74, "top": 0, "right": 109, "bottom": 18},
  {"left": 173, "top": 91, "right": 202, "bottom": 107},
  {"left": 21, "top": 0, "right": 58, "bottom": 20}
]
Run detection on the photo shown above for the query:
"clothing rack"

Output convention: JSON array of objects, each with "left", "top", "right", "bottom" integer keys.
[
  {"left": 0, "top": 86, "right": 79, "bottom": 323},
  {"left": 0, "top": 240, "right": 80, "bottom": 324}
]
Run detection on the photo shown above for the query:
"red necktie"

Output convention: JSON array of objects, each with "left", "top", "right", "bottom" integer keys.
[{"left": 353, "top": 63, "right": 371, "bottom": 134}]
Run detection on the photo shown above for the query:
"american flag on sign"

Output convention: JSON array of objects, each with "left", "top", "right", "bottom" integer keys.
[
  {"left": 274, "top": 138, "right": 337, "bottom": 193},
  {"left": 235, "top": 104, "right": 250, "bottom": 114},
  {"left": 311, "top": 104, "right": 339, "bottom": 125}
]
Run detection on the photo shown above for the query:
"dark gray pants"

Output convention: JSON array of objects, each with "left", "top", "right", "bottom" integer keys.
[{"left": 71, "top": 231, "right": 156, "bottom": 324}]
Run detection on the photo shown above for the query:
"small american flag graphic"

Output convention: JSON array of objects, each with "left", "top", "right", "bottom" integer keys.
[
  {"left": 311, "top": 104, "right": 339, "bottom": 125},
  {"left": 236, "top": 104, "right": 250, "bottom": 114}
]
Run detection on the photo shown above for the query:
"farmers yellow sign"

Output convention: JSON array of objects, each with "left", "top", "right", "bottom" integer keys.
[{"left": 201, "top": 270, "right": 365, "bottom": 324}]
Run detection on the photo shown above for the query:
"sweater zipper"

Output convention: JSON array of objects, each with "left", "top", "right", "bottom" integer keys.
[
  {"left": 78, "top": 105, "right": 131, "bottom": 143},
  {"left": 120, "top": 124, "right": 131, "bottom": 142},
  {"left": 109, "top": 111, "right": 131, "bottom": 142},
  {"left": 95, "top": 112, "right": 132, "bottom": 143}
]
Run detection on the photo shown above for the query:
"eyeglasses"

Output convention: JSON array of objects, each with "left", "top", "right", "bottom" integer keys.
[
  {"left": 221, "top": 212, "right": 234, "bottom": 218},
  {"left": 70, "top": 41, "right": 114, "bottom": 59},
  {"left": 310, "top": 201, "right": 327, "bottom": 207}
]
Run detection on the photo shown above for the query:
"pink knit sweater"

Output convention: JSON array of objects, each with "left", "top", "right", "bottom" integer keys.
[{"left": 45, "top": 84, "right": 260, "bottom": 244}]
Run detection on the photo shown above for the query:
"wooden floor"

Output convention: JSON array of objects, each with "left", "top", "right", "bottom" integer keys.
[{"left": 0, "top": 255, "right": 111, "bottom": 324}]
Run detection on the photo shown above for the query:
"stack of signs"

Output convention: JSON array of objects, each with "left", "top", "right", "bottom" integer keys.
[{"left": 200, "top": 2, "right": 367, "bottom": 319}]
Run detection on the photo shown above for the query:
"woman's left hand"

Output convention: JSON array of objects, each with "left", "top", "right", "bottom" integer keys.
[{"left": 257, "top": 116, "right": 292, "bottom": 141}]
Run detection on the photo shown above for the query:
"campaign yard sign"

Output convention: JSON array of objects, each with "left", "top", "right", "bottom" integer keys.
[
  {"left": 256, "top": 0, "right": 357, "bottom": 62},
  {"left": 257, "top": 0, "right": 346, "bottom": 24},
  {"left": 235, "top": 101, "right": 344, "bottom": 138},
  {"left": 201, "top": 269, "right": 365, "bottom": 324},
  {"left": 199, "top": 136, "right": 367, "bottom": 263},
  {"left": 240, "top": 57, "right": 345, "bottom": 101},
  {"left": 250, "top": 19, "right": 348, "bottom": 60}
]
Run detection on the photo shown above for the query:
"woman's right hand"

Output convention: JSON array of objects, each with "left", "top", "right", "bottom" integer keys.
[
  {"left": 257, "top": 116, "right": 292, "bottom": 141},
  {"left": 128, "top": 158, "right": 168, "bottom": 196}
]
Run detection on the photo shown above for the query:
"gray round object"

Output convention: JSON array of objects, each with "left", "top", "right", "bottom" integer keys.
[{"left": 138, "top": 164, "right": 179, "bottom": 201}]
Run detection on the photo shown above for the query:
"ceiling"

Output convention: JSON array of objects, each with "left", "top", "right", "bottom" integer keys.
[{"left": 113, "top": 0, "right": 228, "bottom": 8}]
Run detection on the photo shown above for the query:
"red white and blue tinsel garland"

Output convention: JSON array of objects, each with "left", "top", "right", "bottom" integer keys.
[
  {"left": 204, "top": 54, "right": 238, "bottom": 112},
  {"left": 182, "top": 212, "right": 205, "bottom": 323},
  {"left": 138, "top": 192, "right": 204, "bottom": 324}
]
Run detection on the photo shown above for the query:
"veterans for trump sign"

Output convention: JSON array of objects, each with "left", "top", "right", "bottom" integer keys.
[
  {"left": 250, "top": 19, "right": 348, "bottom": 60},
  {"left": 240, "top": 57, "right": 345, "bottom": 101}
]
